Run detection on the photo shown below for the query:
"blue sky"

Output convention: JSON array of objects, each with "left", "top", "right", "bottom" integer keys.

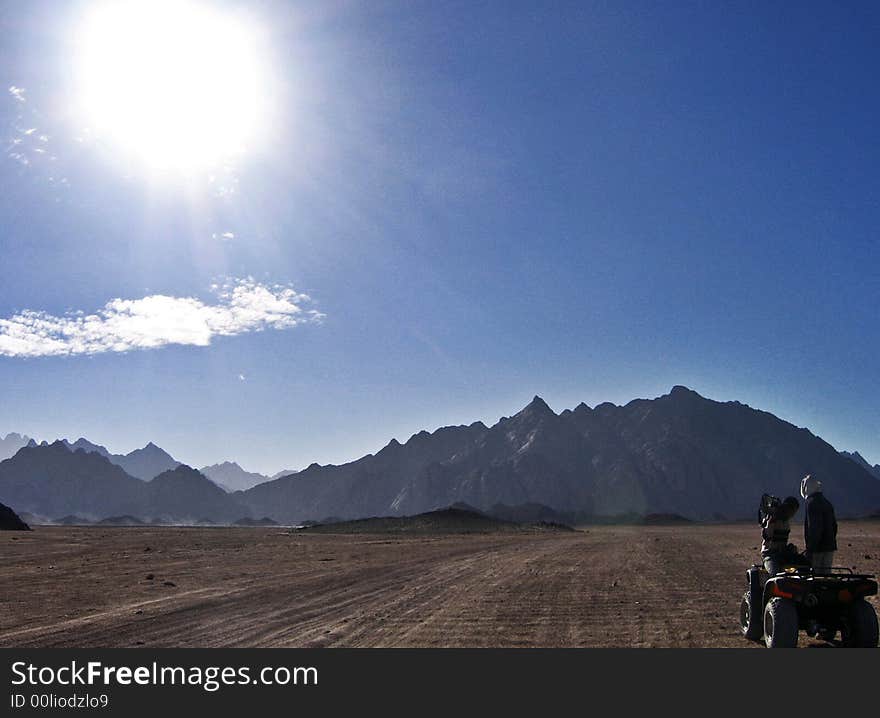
[{"left": 1, "top": 0, "right": 878, "bottom": 474}]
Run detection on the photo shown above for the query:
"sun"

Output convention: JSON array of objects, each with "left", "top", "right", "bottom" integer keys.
[{"left": 74, "top": 0, "right": 271, "bottom": 173}]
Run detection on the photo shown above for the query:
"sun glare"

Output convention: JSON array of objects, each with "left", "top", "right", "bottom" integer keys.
[{"left": 75, "top": 0, "right": 271, "bottom": 173}]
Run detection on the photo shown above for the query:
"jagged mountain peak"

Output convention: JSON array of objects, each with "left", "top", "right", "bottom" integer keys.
[
  {"left": 406, "top": 430, "right": 432, "bottom": 444},
  {"left": 528, "top": 394, "right": 553, "bottom": 410},
  {"left": 666, "top": 385, "right": 704, "bottom": 400},
  {"left": 383, "top": 438, "right": 402, "bottom": 450},
  {"left": 114, "top": 442, "right": 180, "bottom": 480},
  {"left": 515, "top": 395, "right": 555, "bottom": 419}
]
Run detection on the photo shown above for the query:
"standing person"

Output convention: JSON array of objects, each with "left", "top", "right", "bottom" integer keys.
[
  {"left": 801, "top": 474, "right": 837, "bottom": 574},
  {"left": 760, "top": 495, "right": 801, "bottom": 576}
]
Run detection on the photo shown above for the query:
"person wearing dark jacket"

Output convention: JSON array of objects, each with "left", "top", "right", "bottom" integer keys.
[
  {"left": 760, "top": 495, "right": 801, "bottom": 576},
  {"left": 801, "top": 474, "right": 837, "bottom": 574}
]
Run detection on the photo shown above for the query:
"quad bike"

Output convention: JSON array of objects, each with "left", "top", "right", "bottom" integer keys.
[{"left": 740, "top": 563, "right": 878, "bottom": 648}]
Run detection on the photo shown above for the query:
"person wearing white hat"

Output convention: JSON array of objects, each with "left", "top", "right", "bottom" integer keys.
[{"left": 801, "top": 474, "right": 837, "bottom": 574}]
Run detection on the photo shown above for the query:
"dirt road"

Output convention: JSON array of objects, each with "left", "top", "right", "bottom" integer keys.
[{"left": 1, "top": 523, "right": 878, "bottom": 647}]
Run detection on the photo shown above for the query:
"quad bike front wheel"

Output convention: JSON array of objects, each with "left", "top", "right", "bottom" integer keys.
[
  {"left": 841, "top": 601, "right": 879, "bottom": 648},
  {"left": 740, "top": 590, "right": 763, "bottom": 642},
  {"left": 763, "top": 598, "right": 798, "bottom": 648}
]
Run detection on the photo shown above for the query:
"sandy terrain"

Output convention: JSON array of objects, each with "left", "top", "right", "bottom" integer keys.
[{"left": 1, "top": 522, "right": 878, "bottom": 648}]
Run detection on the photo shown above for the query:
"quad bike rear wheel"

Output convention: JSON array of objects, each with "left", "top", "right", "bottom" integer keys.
[
  {"left": 763, "top": 598, "right": 798, "bottom": 648},
  {"left": 740, "top": 590, "right": 763, "bottom": 642},
  {"left": 841, "top": 600, "right": 879, "bottom": 648}
]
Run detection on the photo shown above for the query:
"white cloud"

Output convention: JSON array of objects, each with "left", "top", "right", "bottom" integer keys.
[
  {"left": 8, "top": 86, "right": 26, "bottom": 103},
  {"left": 0, "top": 279, "right": 323, "bottom": 358}
]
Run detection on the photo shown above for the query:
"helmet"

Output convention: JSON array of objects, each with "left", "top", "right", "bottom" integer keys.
[{"left": 800, "top": 474, "right": 822, "bottom": 499}]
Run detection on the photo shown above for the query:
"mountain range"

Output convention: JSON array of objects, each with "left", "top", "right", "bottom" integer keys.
[
  {"left": 0, "top": 442, "right": 247, "bottom": 523},
  {"left": 2, "top": 432, "right": 292, "bottom": 488},
  {"left": 57, "top": 438, "right": 181, "bottom": 481},
  {"left": 242, "top": 387, "right": 880, "bottom": 523},
  {"left": 1, "top": 387, "right": 879, "bottom": 525},
  {"left": 1, "top": 435, "right": 182, "bottom": 481}
]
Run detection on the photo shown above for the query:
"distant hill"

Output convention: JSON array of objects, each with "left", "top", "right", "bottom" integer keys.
[
  {"left": 0, "top": 442, "right": 248, "bottom": 523},
  {"left": 0, "top": 501, "right": 30, "bottom": 530},
  {"left": 487, "top": 502, "right": 577, "bottom": 525},
  {"left": 144, "top": 465, "right": 246, "bottom": 522},
  {"left": 200, "top": 462, "right": 270, "bottom": 492},
  {"left": 96, "top": 515, "right": 145, "bottom": 526},
  {"left": 55, "top": 515, "right": 93, "bottom": 526},
  {"left": 233, "top": 516, "right": 279, "bottom": 526},
  {"left": 242, "top": 387, "right": 880, "bottom": 523},
  {"left": 299, "top": 506, "right": 570, "bottom": 534}
]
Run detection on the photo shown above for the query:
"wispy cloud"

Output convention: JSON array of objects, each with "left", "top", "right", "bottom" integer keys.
[
  {"left": 5, "top": 84, "right": 66, "bottom": 189},
  {"left": 0, "top": 279, "right": 323, "bottom": 358}
]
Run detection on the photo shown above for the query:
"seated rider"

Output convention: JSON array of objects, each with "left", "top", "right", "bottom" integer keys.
[{"left": 760, "top": 495, "right": 801, "bottom": 576}]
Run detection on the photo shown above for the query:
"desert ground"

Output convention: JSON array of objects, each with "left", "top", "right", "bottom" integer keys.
[{"left": 1, "top": 522, "right": 878, "bottom": 648}]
